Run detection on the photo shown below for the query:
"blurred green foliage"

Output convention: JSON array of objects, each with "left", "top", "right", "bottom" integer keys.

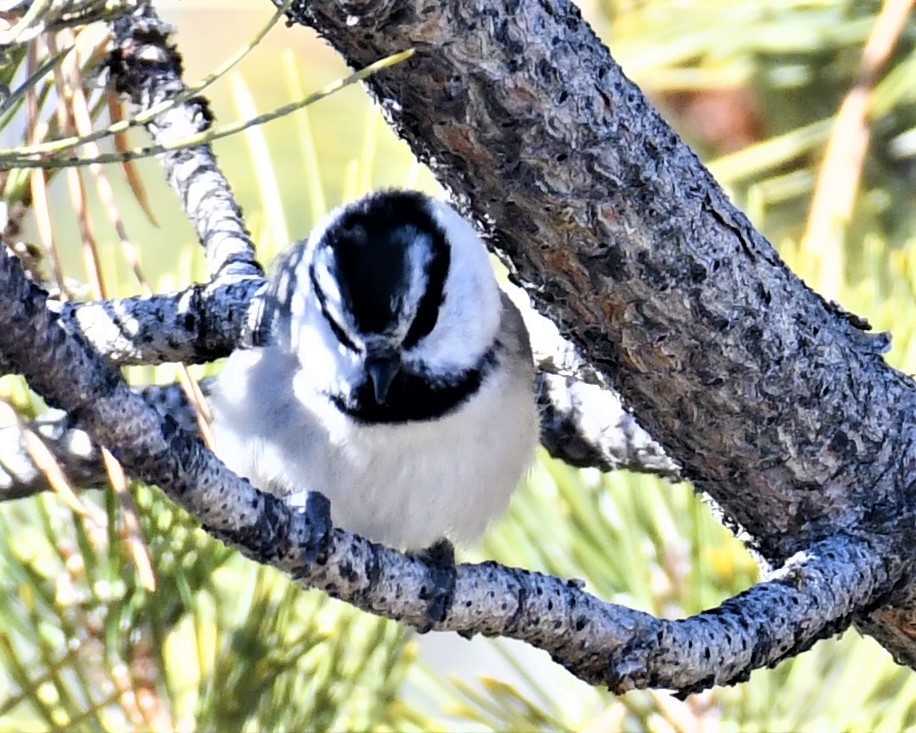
[{"left": 1, "top": 0, "right": 915, "bottom": 730}]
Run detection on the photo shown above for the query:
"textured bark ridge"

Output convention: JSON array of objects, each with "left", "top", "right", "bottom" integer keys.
[{"left": 271, "top": 0, "right": 916, "bottom": 662}]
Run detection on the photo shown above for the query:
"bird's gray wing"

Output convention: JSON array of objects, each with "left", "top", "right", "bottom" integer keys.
[{"left": 248, "top": 241, "right": 309, "bottom": 350}]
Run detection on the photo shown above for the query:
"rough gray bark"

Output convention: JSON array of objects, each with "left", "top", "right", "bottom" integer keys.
[
  {"left": 267, "top": 0, "right": 916, "bottom": 665},
  {"left": 2, "top": 0, "right": 914, "bottom": 693},
  {"left": 58, "top": 282, "right": 260, "bottom": 364},
  {"left": 516, "top": 283, "right": 680, "bottom": 477}
]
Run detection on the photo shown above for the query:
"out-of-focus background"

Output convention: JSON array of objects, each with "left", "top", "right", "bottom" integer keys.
[{"left": 1, "top": 0, "right": 914, "bottom": 730}]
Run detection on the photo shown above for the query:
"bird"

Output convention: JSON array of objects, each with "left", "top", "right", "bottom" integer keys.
[{"left": 209, "top": 189, "right": 539, "bottom": 552}]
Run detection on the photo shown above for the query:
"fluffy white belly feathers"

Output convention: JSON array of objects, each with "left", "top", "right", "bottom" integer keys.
[{"left": 210, "top": 191, "right": 538, "bottom": 550}]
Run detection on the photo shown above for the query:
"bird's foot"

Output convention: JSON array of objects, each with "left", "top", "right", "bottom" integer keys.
[{"left": 412, "top": 538, "right": 457, "bottom": 634}]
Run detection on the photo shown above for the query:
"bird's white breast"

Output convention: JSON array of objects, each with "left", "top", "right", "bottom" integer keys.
[{"left": 211, "top": 340, "right": 538, "bottom": 550}]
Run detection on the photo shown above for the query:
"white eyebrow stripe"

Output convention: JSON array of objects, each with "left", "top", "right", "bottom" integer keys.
[{"left": 398, "top": 230, "right": 435, "bottom": 334}]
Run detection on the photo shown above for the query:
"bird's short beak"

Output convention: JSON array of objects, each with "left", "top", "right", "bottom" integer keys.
[{"left": 365, "top": 350, "right": 400, "bottom": 405}]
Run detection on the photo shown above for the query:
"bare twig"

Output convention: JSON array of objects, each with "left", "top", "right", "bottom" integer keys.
[{"left": 105, "top": 4, "right": 262, "bottom": 282}]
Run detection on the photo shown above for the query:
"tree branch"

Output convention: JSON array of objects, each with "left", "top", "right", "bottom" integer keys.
[
  {"left": 512, "top": 282, "right": 679, "bottom": 477},
  {"left": 0, "top": 382, "right": 200, "bottom": 501},
  {"left": 0, "top": 245, "right": 900, "bottom": 693},
  {"left": 612, "top": 532, "right": 902, "bottom": 694},
  {"left": 57, "top": 281, "right": 259, "bottom": 365},
  {"left": 105, "top": 2, "right": 262, "bottom": 283}
]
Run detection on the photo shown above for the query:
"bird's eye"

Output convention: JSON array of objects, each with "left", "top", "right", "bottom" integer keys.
[{"left": 310, "top": 266, "right": 359, "bottom": 353}]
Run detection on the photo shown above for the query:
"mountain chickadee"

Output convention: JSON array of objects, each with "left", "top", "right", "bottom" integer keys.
[{"left": 210, "top": 190, "right": 538, "bottom": 551}]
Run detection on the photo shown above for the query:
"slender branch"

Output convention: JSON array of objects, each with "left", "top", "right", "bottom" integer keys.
[
  {"left": 106, "top": 3, "right": 262, "bottom": 282},
  {"left": 58, "top": 281, "right": 260, "bottom": 365},
  {"left": 612, "top": 533, "right": 903, "bottom": 694},
  {"left": 0, "top": 245, "right": 899, "bottom": 693},
  {"left": 538, "top": 373, "right": 679, "bottom": 478}
]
